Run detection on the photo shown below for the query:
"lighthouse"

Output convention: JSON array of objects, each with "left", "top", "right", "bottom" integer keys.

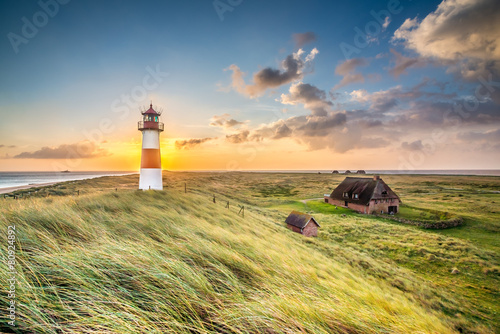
[{"left": 138, "top": 103, "right": 164, "bottom": 190}]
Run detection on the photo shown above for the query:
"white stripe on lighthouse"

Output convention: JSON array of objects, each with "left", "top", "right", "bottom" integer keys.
[
  {"left": 141, "top": 130, "right": 160, "bottom": 149},
  {"left": 139, "top": 129, "right": 162, "bottom": 190}
]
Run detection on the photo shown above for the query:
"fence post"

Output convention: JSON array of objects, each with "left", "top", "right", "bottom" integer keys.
[
  {"left": 184, "top": 182, "right": 187, "bottom": 193},
  {"left": 77, "top": 190, "right": 80, "bottom": 196},
  {"left": 226, "top": 201, "right": 229, "bottom": 209},
  {"left": 213, "top": 195, "right": 216, "bottom": 203}
]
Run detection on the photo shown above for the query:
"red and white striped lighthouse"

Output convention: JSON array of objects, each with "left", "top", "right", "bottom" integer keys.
[{"left": 138, "top": 103, "right": 164, "bottom": 190}]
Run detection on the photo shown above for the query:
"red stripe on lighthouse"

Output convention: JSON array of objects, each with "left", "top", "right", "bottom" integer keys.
[{"left": 141, "top": 148, "right": 161, "bottom": 168}]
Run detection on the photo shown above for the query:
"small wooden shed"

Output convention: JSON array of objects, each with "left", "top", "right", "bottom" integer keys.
[{"left": 285, "top": 211, "right": 320, "bottom": 237}]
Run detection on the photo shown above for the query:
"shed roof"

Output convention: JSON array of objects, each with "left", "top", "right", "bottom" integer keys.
[
  {"left": 285, "top": 210, "right": 320, "bottom": 229},
  {"left": 329, "top": 177, "right": 399, "bottom": 205}
]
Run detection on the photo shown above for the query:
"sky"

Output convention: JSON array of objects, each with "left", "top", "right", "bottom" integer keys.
[{"left": 0, "top": 0, "right": 499, "bottom": 171}]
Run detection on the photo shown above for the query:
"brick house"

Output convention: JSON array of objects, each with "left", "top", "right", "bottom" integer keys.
[
  {"left": 285, "top": 211, "right": 320, "bottom": 237},
  {"left": 324, "top": 176, "right": 400, "bottom": 214}
]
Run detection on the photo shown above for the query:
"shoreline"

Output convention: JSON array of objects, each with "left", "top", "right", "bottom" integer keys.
[
  {"left": 0, "top": 172, "right": 136, "bottom": 195},
  {"left": 0, "top": 182, "right": 63, "bottom": 195}
]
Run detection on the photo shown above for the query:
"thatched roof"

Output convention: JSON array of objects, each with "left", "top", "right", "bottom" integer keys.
[
  {"left": 328, "top": 176, "right": 399, "bottom": 205},
  {"left": 285, "top": 211, "right": 320, "bottom": 229}
]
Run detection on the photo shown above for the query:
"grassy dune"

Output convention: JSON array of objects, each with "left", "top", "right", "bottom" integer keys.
[{"left": 1, "top": 172, "right": 498, "bottom": 333}]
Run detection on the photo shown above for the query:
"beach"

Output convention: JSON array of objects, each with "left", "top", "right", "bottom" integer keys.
[
  {"left": 0, "top": 182, "right": 62, "bottom": 195},
  {"left": 0, "top": 171, "right": 134, "bottom": 195}
]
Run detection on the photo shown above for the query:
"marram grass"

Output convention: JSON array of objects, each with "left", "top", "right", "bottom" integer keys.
[{"left": 0, "top": 172, "right": 498, "bottom": 333}]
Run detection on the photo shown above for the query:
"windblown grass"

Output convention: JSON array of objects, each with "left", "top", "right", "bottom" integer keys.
[{"left": 0, "top": 172, "right": 498, "bottom": 333}]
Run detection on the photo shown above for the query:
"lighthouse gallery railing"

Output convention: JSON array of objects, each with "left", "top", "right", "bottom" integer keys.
[{"left": 138, "top": 121, "right": 164, "bottom": 131}]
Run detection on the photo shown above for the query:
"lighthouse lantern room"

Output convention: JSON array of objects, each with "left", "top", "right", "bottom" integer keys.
[{"left": 138, "top": 103, "right": 164, "bottom": 190}]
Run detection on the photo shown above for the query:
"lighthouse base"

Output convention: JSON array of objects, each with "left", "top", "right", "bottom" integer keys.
[{"left": 139, "top": 168, "right": 163, "bottom": 190}]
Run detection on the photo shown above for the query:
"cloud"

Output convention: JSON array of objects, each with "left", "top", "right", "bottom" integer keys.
[
  {"left": 392, "top": 0, "right": 500, "bottom": 81},
  {"left": 401, "top": 140, "right": 424, "bottom": 151},
  {"left": 280, "top": 82, "right": 334, "bottom": 116},
  {"left": 13, "top": 141, "right": 110, "bottom": 159},
  {"left": 382, "top": 16, "right": 391, "bottom": 30},
  {"left": 458, "top": 128, "right": 500, "bottom": 141},
  {"left": 388, "top": 49, "right": 426, "bottom": 78},
  {"left": 335, "top": 58, "right": 368, "bottom": 76},
  {"left": 294, "top": 125, "right": 389, "bottom": 153},
  {"left": 249, "top": 110, "right": 347, "bottom": 147},
  {"left": 350, "top": 81, "right": 458, "bottom": 114},
  {"left": 292, "top": 32, "right": 317, "bottom": 48},
  {"left": 226, "top": 48, "right": 319, "bottom": 98},
  {"left": 350, "top": 87, "right": 398, "bottom": 113},
  {"left": 0, "top": 145, "right": 16, "bottom": 148},
  {"left": 175, "top": 138, "right": 214, "bottom": 150},
  {"left": 295, "top": 113, "right": 347, "bottom": 137},
  {"left": 349, "top": 89, "right": 369, "bottom": 103},
  {"left": 387, "top": 98, "right": 500, "bottom": 129},
  {"left": 333, "top": 58, "right": 369, "bottom": 90},
  {"left": 457, "top": 128, "right": 500, "bottom": 150},
  {"left": 226, "top": 130, "right": 250, "bottom": 144},
  {"left": 273, "top": 122, "right": 292, "bottom": 139},
  {"left": 210, "top": 114, "right": 244, "bottom": 128}
]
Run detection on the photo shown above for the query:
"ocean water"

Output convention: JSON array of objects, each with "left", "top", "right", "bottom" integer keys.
[
  {"left": 1, "top": 170, "right": 498, "bottom": 190},
  {"left": 0, "top": 171, "right": 135, "bottom": 189},
  {"left": 236, "top": 170, "right": 500, "bottom": 176}
]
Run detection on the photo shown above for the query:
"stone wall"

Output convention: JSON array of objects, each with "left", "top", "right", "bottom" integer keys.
[{"left": 376, "top": 215, "right": 464, "bottom": 229}]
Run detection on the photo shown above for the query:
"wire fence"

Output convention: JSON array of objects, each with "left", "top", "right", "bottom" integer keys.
[
  {"left": 211, "top": 193, "right": 244, "bottom": 217},
  {"left": 2, "top": 183, "right": 246, "bottom": 218}
]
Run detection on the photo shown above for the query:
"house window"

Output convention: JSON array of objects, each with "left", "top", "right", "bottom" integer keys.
[
  {"left": 343, "top": 192, "right": 348, "bottom": 197},
  {"left": 382, "top": 191, "right": 387, "bottom": 195},
  {"left": 375, "top": 200, "right": 378, "bottom": 204},
  {"left": 353, "top": 194, "right": 359, "bottom": 199}
]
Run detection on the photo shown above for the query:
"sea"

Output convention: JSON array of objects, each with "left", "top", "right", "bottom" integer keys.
[
  {"left": 1, "top": 170, "right": 499, "bottom": 190},
  {"left": 0, "top": 171, "right": 135, "bottom": 190},
  {"left": 241, "top": 170, "right": 500, "bottom": 176}
]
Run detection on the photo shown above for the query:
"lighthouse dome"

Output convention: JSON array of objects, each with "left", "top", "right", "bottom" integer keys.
[{"left": 142, "top": 103, "right": 161, "bottom": 115}]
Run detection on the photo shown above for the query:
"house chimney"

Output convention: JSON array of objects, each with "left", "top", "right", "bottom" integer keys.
[{"left": 373, "top": 175, "right": 380, "bottom": 181}]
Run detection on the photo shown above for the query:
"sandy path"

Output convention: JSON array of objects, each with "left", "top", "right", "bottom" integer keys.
[{"left": 299, "top": 198, "right": 324, "bottom": 204}]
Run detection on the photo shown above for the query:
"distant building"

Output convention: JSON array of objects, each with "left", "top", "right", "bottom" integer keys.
[
  {"left": 356, "top": 170, "right": 366, "bottom": 174},
  {"left": 324, "top": 176, "right": 400, "bottom": 214},
  {"left": 332, "top": 170, "right": 339, "bottom": 174},
  {"left": 285, "top": 211, "right": 320, "bottom": 237},
  {"left": 344, "top": 170, "right": 351, "bottom": 174}
]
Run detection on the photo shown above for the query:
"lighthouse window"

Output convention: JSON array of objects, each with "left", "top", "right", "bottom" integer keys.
[{"left": 155, "top": 116, "right": 158, "bottom": 122}]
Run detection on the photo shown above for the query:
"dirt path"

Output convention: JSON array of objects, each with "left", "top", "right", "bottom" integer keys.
[{"left": 300, "top": 198, "right": 324, "bottom": 204}]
